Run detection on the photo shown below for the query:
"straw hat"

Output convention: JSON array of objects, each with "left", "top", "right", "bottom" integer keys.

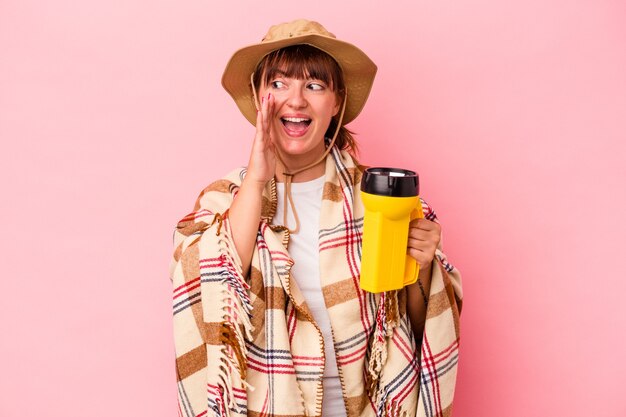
[{"left": 221, "top": 19, "right": 377, "bottom": 126}]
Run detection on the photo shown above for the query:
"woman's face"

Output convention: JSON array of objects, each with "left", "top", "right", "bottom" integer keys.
[{"left": 259, "top": 71, "right": 340, "bottom": 164}]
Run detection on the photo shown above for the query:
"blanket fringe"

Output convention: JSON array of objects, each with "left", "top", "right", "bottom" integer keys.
[
  {"left": 205, "top": 214, "right": 256, "bottom": 416},
  {"left": 367, "top": 291, "right": 402, "bottom": 416}
]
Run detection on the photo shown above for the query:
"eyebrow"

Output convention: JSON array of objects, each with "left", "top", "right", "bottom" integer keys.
[
  {"left": 270, "top": 70, "right": 323, "bottom": 81},
  {"left": 268, "top": 69, "right": 295, "bottom": 79}
]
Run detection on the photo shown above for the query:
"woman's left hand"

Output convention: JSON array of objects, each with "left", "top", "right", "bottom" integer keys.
[{"left": 406, "top": 218, "right": 441, "bottom": 271}]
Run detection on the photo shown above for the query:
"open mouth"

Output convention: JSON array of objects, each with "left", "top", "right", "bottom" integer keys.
[{"left": 281, "top": 117, "right": 312, "bottom": 135}]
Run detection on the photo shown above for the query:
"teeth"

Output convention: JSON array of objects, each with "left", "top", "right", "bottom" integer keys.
[{"left": 282, "top": 117, "right": 310, "bottom": 123}]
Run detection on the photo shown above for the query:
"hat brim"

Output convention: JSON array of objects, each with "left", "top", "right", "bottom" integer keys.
[{"left": 222, "top": 33, "right": 377, "bottom": 126}]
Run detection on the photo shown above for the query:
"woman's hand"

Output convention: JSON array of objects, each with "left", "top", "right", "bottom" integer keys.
[
  {"left": 407, "top": 218, "right": 441, "bottom": 273},
  {"left": 229, "top": 94, "right": 276, "bottom": 278},
  {"left": 406, "top": 217, "right": 441, "bottom": 343},
  {"left": 246, "top": 93, "right": 276, "bottom": 185}
]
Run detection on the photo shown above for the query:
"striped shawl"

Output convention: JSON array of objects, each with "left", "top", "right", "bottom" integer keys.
[{"left": 170, "top": 146, "right": 463, "bottom": 417}]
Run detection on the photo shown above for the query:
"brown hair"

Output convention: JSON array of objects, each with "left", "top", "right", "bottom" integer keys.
[{"left": 252, "top": 45, "right": 358, "bottom": 154}]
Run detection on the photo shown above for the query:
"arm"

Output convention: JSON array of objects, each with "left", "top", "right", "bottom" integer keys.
[
  {"left": 406, "top": 263, "right": 433, "bottom": 344},
  {"left": 228, "top": 93, "right": 276, "bottom": 277}
]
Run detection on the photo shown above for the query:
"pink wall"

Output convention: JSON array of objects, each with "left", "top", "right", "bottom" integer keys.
[{"left": 1, "top": 1, "right": 625, "bottom": 416}]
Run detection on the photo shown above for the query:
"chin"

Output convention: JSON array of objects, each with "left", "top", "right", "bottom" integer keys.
[{"left": 276, "top": 135, "right": 324, "bottom": 154}]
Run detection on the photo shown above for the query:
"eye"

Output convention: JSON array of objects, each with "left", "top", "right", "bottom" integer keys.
[
  {"left": 270, "top": 80, "right": 285, "bottom": 89},
  {"left": 307, "top": 82, "right": 325, "bottom": 91}
]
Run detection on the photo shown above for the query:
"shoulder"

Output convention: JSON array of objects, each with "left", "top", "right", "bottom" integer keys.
[
  {"left": 173, "top": 167, "right": 247, "bottom": 228},
  {"left": 194, "top": 167, "right": 247, "bottom": 207},
  {"left": 170, "top": 167, "right": 249, "bottom": 263}
]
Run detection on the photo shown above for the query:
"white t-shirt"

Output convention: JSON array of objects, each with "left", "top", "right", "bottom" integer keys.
[{"left": 273, "top": 176, "right": 347, "bottom": 417}]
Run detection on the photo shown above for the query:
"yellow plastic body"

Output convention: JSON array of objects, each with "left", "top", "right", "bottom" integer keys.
[{"left": 360, "top": 191, "right": 424, "bottom": 293}]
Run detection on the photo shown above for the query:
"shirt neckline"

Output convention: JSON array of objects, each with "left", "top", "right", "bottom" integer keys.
[{"left": 275, "top": 175, "right": 325, "bottom": 193}]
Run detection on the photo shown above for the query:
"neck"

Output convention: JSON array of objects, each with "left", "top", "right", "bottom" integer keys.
[
  {"left": 275, "top": 157, "right": 326, "bottom": 183},
  {"left": 274, "top": 141, "right": 328, "bottom": 183}
]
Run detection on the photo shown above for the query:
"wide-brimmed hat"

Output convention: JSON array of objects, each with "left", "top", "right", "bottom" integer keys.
[{"left": 221, "top": 19, "right": 377, "bottom": 126}]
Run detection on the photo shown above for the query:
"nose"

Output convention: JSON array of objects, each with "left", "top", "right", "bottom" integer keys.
[{"left": 286, "top": 84, "right": 307, "bottom": 109}]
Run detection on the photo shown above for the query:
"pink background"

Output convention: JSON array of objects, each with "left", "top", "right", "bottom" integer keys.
[{"left": 1, "top": 0, "right": 625, "bottom": 416}]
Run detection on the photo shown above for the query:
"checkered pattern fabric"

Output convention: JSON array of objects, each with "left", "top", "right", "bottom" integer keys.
[{"left": 170, "top": 147, "right": 463, "bottom": 417}]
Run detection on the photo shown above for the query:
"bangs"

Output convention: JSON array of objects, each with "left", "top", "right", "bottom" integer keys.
[{"left": 255, "top": 45, "right": 344, "bottom": 92}]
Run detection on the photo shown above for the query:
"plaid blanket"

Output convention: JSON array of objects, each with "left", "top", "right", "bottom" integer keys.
[{"left": 170, "top": 146, "right": 463, "bottom": 417}]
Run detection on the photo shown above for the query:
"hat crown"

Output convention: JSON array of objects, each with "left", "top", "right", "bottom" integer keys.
[{"left": 262, "top": 19, "right": 336, "bottom": 43}]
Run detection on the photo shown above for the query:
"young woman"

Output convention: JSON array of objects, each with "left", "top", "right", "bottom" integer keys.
[{"left": 171, "top": 19, "right": 463, "bottom": 417}]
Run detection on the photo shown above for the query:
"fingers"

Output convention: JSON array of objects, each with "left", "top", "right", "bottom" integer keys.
[
  {"left": 256, "top": 93, "right": 274, "bottom": 142},
  {"left": 408, "top": 219, "right": 440, "bottom": 241},
  {"left": 406, "top": 242, "right": 438, "bottom": 265},
  {"left": 407, "top": 218, "right": 440, "bottom": 265},
  {"left": 255, "top": 100, "right": 264, "bottom": 132},
  {"left": 261, "top": 94, "right": 269, "bottom": 134},
  {"left": 249, "top": 93, "right": 277, "bottom": 183},
  {"left": 256, "top": 96, "right": 263, "bottom": 127},
  {"left": 409, "top": 218, "right": 440, "bottom": 231},
  {"left": 407, "top": 235, "right": 438, "bottom": 251},
  {"left": 407, "top": 247, "right": 432, "bottom": 267}
]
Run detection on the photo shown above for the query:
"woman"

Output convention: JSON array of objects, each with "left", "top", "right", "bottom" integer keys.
[{"left": 171, "top": 19, "right": 463, "bottom": 417}]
